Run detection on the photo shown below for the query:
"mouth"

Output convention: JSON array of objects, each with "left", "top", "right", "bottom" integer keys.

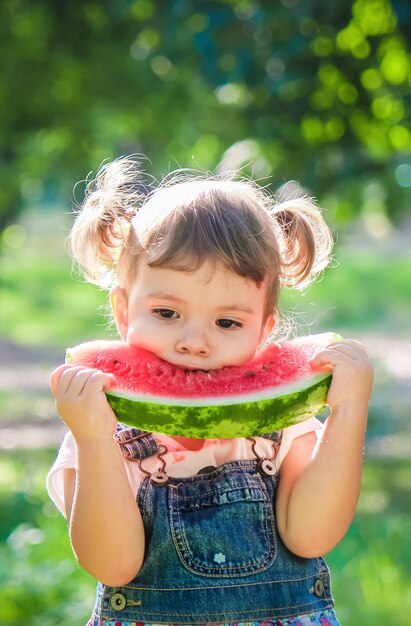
[
  {"left": 150, "top": 353, "right": 214, "bottom": 372},
  {"left": 167, "top": 360, "right": 211, "bottom": 373},
  {"left": 175, "top": 364, "right": 210, "bottom": 373}
]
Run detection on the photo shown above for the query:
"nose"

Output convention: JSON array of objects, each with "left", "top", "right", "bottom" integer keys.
[{"left": 175, "top": 326, "right": 210, "bottom": 357}]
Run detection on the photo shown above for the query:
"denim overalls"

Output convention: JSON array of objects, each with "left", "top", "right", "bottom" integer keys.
[{"left": 88, "top": 426, "right": 335, "bottom": 625}]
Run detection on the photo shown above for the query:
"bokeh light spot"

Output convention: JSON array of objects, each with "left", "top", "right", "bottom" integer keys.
[
  {"left": 395, "top": 164, "right": 411, "bottom": 188},
  {"left": 2, "top": 224, "right": 27, "bottom": 250}
]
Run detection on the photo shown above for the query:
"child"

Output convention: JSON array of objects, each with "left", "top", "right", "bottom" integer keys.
[{"left": 47, "top": 156, "right": 373, "bottom": 626}]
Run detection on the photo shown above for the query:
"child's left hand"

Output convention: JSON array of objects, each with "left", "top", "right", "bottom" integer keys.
[{"left": 310, "top": 339, "right": 374, "bottom": 413}]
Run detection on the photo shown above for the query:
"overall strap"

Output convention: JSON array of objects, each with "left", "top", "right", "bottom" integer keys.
[
  {"left": 114, "top": 423, "right": 159, "bottom": 461},
  {"left": 260, "top": 431, "right": 282, "bottom": 443}
]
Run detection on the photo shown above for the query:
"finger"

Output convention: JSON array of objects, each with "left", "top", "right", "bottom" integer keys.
[
  {"left": 310, "top": 349, "right": 351, "bottom": 368},
  {"left": 56, "top": 367, "right": 95, "bottom": 397},
  {"left": 342, "top": 339, "right": 369, "bottom": 358},
  {"left": 64, "top": 368, "right": 108, "bottom": 397},
  {"left": 326, "top": 339, "right": 369, "bottom": 357},
  {"left": 50, "top": 364, "right": 72, "bottom": 396},
  {"left": 314, "top": 340, "right": 369, "bottom": 365},
  {"left": 324, "top": 345, "right": 359, "bottom": 361}
]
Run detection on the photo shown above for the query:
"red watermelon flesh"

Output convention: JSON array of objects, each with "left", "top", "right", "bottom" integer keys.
[
  {"left": 65, "top": 333, "right": 339, "bottom": 438},
  {"left": 67, "top": 334, "right": 333, "bottom": 398}
]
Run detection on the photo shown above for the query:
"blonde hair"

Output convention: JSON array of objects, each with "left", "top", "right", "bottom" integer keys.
[{"left": 70, "top": 156, "right": 333, "bottom": 322}]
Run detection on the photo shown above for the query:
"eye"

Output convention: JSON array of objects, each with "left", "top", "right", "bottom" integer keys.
[
  {"left": 153, "top": 308, "right": 180, "bottom": 320},
  {"left": 216, "top": 318, "right": 242, "bottom": 329}
]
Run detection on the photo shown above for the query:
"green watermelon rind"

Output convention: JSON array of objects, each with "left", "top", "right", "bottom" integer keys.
[{"left": 105, "top": 371, "right": 332, "bottom": 438}]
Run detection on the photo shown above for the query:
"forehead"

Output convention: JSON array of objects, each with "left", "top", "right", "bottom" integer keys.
[{"left": 134, "top": 258, "right": 266, "bottom": 302}]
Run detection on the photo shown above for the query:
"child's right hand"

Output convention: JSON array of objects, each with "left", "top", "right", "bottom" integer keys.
[{"left": 50, "top": 365, "right": 117, "bottom": 443}]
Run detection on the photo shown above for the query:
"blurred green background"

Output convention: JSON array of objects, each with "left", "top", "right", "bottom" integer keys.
[{"left": 1, "top": 1, "right": 410, "bottom": 624}]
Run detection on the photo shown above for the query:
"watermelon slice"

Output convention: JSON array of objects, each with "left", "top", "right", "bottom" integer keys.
[{"left": 65, "top": 332, "right": 340, "bottom": 438}]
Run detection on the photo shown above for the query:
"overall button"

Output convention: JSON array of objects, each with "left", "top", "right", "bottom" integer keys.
[
  {"left": 110, "top": 592, "right": 127, "bottom": 610},
  {"left": 259, "top": 459, "right": 277, "bottom": 476},
  {"left": 150, "top": 470, "right": 168, "bottom": 485},
  {"left": 313, "top": 578, "right": 325, "bottom": 597}
]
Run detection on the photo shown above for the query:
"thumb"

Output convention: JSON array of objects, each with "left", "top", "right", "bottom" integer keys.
[
  {"left": 88, "top": 370, "right": 117, "bottom": 391},
  {"left": 310, "top": 350, "right": 335, "bottom": 370},
  {"left": 101, "top": 372, "right": 117, "bottom": 390}
]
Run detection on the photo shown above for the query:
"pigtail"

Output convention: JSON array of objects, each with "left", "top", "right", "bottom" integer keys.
[
  {"left": 70, "top": 156, "right": 146, "bottom": 287},
  {"left": 272, "top": 198, "right": 333, "bottom": 289}
]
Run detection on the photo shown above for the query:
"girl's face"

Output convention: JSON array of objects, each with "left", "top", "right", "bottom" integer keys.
[{"left": 111, "top": 258, "right": 274, "bottom": 371}]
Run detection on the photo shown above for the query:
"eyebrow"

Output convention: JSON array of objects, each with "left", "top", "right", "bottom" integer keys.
[
  {"left": 147, "top": 292, "right": 185, "bottom": 303},
  {"left": 147, "top": 292, "right": 255, "bottom": 315},
  {"left": 218, "top": 305, "right": 255, "bottom": 315}
]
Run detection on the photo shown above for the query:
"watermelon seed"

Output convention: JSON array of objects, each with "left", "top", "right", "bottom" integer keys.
[
  {"left": 262, "top": 365, "right": 269, "bottom": 371},
  {"left": 245, "top": 371, "right": 256, "bottom": 377}
]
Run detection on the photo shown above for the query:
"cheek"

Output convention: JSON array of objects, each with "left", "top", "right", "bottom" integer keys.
[
  {"left": 226, "top": 330, "right": 262, "bottom": 364},
  {"left": 126, "top": 317, "right": 165, "bottom": 350},
  {"left": 126, "top": 316, "right": 172, "bottom": 358},
  {"left": 248, "top": 325, "right": 266, "bottom": 355}
]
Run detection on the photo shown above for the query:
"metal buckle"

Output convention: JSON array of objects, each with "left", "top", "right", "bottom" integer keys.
[
  {"left": 138, "top": 444, "right": 169, "bottom": 485},
  {"left": 246, "top": 437, "right": 278, "bottom": 476}
]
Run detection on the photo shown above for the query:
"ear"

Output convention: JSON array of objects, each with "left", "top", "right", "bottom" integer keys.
[
  {"left": 260, "top": 314, "right": 276, "bottom": 342},
  {"left": 110, "top": 286, "right": 129, "bottom": 341}
]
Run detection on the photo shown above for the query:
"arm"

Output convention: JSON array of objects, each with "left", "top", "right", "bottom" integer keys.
[
  {"left": 276, "top": 339, "right": 373, "bottom": 558},
  {"left": 51, "top": 365, "right": 145, "bottom": 586}
]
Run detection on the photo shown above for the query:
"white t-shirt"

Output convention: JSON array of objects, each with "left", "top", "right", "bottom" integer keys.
[{"left": 47, "top": 418, "right": 323, "bottom": 517}]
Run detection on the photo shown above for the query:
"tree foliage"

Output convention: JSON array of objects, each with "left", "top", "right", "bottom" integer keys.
[{"left": 1, "top": 0, "right": 411, "bottom": 229}]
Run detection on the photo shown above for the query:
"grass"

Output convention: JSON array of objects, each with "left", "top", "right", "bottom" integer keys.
[
  {"left": 329, "top": 513, "right": 411, "bottom": 624},
  {"left": 1, "top": 253, "right": 109, "bottom": 347},
  {"left": 0, "top": 448, "right": 96, "bottom": 625}
]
